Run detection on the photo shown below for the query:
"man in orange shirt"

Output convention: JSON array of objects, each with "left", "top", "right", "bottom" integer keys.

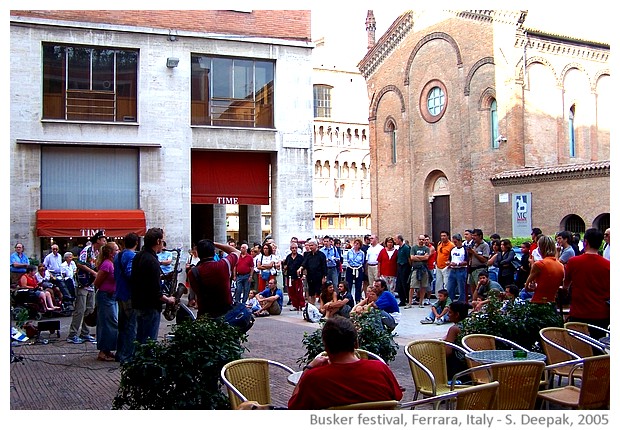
[{"left": 435, "top": 230, "right": 455, "bottom": 291}]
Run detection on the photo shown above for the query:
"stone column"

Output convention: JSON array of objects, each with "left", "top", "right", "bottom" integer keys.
[
  {"left": 213, "top": 204, "right": 227, "bottom": 244},
  {"left": 247, "top": 205, "right": 262, "bottom": 245}
]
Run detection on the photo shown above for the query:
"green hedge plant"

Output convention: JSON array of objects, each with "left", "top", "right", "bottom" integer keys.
[{"left": 113, "top": 317, "right": 247, "bottom": 410}]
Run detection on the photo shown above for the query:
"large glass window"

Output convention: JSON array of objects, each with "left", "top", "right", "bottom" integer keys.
[
  {"left": 42, "top": 43, "right": 138, "bottom": 122},
  {"left": 191, "top": 55, "right": 274, "bottom": 128},
  {"left": 313, "top": 85, "right": 332, "bottom": 118}
]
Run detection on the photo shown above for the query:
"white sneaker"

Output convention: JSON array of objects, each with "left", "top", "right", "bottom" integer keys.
[
  {"left": 424, "top": 299, "right": 431, "bottom": 306},
  {"left": 434, "top": 319, "right": 445, "bottom": 325},
  {"left": 420, "top": 318, "right": 433, "bottom": 324}
]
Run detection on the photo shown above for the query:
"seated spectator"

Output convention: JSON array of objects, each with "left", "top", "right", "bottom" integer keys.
[
  {"left": 443, "top": 301, "right": 473, "bottom": 380},
  {"left": 318, "top": 281, "right": 338, "bottom": 318},
  {"left": 471, "top": 270, "right": 503, "bottom": 311},
  {"left": 36, "top": 264, "right": 63, "bottom": 305},
  {"left": 500, "top": 284, "right": 524, "bottom": 312},
  {"left": 254, "top": 279, "right": 283, "bottom": 317},
  {"left": 369, "top": 278, "right": 401, "bottom": 331},
  {"left": 245, "top": 289, "right": 261, "bottom": 313},
  {"left": 19, "top": 265, "right": 59, "bottom": 312},
  {"left": 351, "top": 287, "right": 377, "bottom": 315},
  {"left": 332, "top": 280, "right": 354, "bottom": 318},
  {"left": 420, "top": 288, "right": 452, "bottom": 325},
  {"left": 288, "top": 316, "right": 403, "bottom": 409}
]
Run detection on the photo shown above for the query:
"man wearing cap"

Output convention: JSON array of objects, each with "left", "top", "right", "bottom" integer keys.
[{"left": 67, "top": 231, "right": 107, "bottom": 344}]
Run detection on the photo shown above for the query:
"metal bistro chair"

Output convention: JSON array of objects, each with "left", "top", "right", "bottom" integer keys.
[
  {"left": 220, "top": 358, "right": 294, "bottom": 409},
  {"left": 452, "top": 360, "right": 545, "bottom": 410},
  {"left": 404, "top": 339, "right": 469, "bottom": 408},
  {"left": 328, "top": 400, "right": 400, "bottom": 410},
  {"left": 538, "top": 355, "right": 610, "bottom": 409},
  {"left": 539, "top": 327, "right": 607, "bottom": 388}
]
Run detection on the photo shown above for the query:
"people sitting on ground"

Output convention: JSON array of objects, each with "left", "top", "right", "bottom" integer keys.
[
  {"left": 368, "top": 278, "right": 400, "bottom": 331},
  {"left": 420, "top": 288, "right": 452, "bottom": 325},
  {"left": 254, "top": 279, "right": 283, "bottom": 317},
  {"left": 288, "top": 316, "right": 403, "bottom": 409},
  {"left": 332, "top": 280, "right": 354, "bottom": 318},
  {"left": 318, "top": 280, "right": 338, "bottom": 319},
  {"left": 443, "top": 301, "right": 473, "bottom": 380},
  {"left": 351, "top": 287, "right": 377, "bottom": 314},
  {"left": 245, "top": 289, "right": 261, "bottom": 313},
  {"left": 500, "top": 284, "right": 524, "bottom": 312},
  {"left": 471, "top": 270, "right": 503, "bottom": 311},
  {"left": 19, "top": 265, "right": 60, "bottom": 312}
]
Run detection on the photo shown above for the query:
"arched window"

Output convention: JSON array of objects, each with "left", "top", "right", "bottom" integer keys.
[
  {"left": 490, "top": 99, "right": 499, "bottom": 149},
  {"left": 323, "top": 161, "right": 330, "bottom": 177},
  {"left": 334, "top": 161, "right": 340, "bottom": 178},
  {"left": 342, "top": 162, "right": 349, "bottom": 179},
  {"left": 335, "top": 184, "right": 345, "bottom": 199},
  {"left": 568, "top": 104, "right": 576, "bottom": 157},
  {"left": 564, "top": 214, "right": 585, "bottom": 235},
  {"left": 388, "top": 121, "right": 397, "bottom": 163}
]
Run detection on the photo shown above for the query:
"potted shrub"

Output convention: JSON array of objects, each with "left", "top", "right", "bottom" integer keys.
[
  {"left": 297, "top": 309, "right": 398, "bottom": 366},
  {"left": 113, "top": 317, "right": 247, "bottom": 409}
]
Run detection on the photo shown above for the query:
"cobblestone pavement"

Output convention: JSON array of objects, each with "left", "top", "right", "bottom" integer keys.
[{"left": 9, "top": 297, "right": 447, "bottom": 410}]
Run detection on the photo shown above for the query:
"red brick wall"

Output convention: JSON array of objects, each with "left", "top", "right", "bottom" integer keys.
[{"left": 10, "top": 10, "right": 311, "bottom": 41}]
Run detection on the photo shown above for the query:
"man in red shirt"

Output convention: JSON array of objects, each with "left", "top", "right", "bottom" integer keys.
[
  {"left": 288, "top": 316, "right": 402, "bottom": 409},
  {"left": 187, "top": 239, "right": 239, "bottom": 318},
  {"left": 564, "top": 228, "right": 610, "bottom": 337},
  {"left": 233, "top": 243, "right": 254, "bottom": 305}
]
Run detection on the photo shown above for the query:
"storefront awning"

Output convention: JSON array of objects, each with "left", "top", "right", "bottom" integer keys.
[
  {"left": 191, "top": 151, "right": 270, "bottom": 205},
  {"left": 36, "top": 210, "right": 147, "bottom": 237}
]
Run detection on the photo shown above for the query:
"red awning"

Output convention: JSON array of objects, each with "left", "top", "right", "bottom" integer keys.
[
  {"left": 36, "top": 210, "right": 147, "bottom": 237},
  {"left": 191, "top": 151, "right": 270, "bottom": 205}
]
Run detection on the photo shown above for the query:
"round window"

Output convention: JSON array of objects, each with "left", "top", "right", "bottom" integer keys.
[{"left": 420, "top": 80, "right": 448, "bottom": 123}]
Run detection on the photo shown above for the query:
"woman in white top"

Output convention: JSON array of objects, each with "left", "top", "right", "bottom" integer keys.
[{"left": 255, "top": 242, "right": 278, "bottom": 292}]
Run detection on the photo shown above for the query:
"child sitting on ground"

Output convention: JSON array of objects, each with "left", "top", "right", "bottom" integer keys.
[
  {"left": 245, "top": 289, "right": 261, "bottom": 313},
  {"left": 420, "top": 288, "right": 452, "bottom": 325}
]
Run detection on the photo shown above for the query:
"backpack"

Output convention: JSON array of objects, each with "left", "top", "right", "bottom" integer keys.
[{"left": 303, "top": 303, "right": 322, "bottom": 323}]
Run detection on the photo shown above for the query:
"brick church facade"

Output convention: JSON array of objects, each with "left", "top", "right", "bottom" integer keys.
[{"left": 359, "top": 10, "right": 610, "bottom": 241}]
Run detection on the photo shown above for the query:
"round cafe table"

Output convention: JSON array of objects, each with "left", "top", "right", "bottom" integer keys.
[{"left": 465, "top": 350, "right": 546, "bottom": 364}]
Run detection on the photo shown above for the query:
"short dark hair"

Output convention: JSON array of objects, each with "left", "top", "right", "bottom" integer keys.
[
  {"left": 337, "top": 280, "right": 349, "bottom": 291},
  {"left": 490, "top": 233, "right": 500, "bottom": 240},
  {"left": 531, "top": 228, "right": 543, "bottom": 236},
  {"left": 584, "top": 228, "right": 604, "bottom": 250},
  {"left": 373, "top": 278, "right": 388, "bottom": 292},
  {"left": 144, "top": 228, "right": 163, "bottom": 248},
  {"left": 472, "top": 228, "right": 483, "bottom": 237},
  {"left": 505, "top": 284, "right": 519, "bottom": 297},
  {"left": 478, "top": 270, "right": 489, "bottom": 278},
  {"left": 322, "top": 316, "right": 358, "bottom": 355},
  {"left": 196, "top": 239, "right": 216, "bottom": 259},
  {"left": 437, "top": 288, "right": 449, "bottom": 296},
  {"left": 449, "top": 301, "right": 472, "bottom": 321},
  {"left": 440, "top": 230, "right": 450, "bottom": 236},
  {"left": 124, "top": 232, "right": 139, "bottom": 250}
]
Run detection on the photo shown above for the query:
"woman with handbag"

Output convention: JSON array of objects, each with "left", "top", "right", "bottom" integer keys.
[
  {"left": 93, "top": 242, "right": 119, "bottom": 362},
  {"left": 255, "top": 243, "right": 277, "bottom": 292}
]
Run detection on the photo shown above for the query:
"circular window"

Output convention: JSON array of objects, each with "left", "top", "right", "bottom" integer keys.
[{"left": 420, "top": 80, "right": 448, "bottom": 123}]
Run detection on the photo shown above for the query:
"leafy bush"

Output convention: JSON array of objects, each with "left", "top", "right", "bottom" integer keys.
[
  {"left": 113, "top": 317, "right": 247, "bottom": 410},
  {"left": 297, "top": 309, "right": 399, "bottom": 366},
  {"left": 459, "top": 292, "right": 563, "bottom": 351}
]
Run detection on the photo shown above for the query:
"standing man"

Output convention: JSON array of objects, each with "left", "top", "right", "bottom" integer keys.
[
  {"left": 466, "top": 229, "right": 490, "bottom": 304},
  {"left": 603, "top": 228, "right": 610, "bottom": 260},
  {"left": 10, "top": 243, "right": 30, "bottom": 286},
  {"left": 365, "top": 234, "right": 384, "bottom": 288},
  {"left": 114, "top": 232, "right": 139, "bottom": 364},
  {"left": 361, "top": 234, "right": 371, "bottom": 290},
  {"left": 446, "top": 234, "right": 468, "bottom": 302},
  {"left": 43, "top": 244, "right": 63, "bottom": 275},
  {"left": 424, "top": 234, "right": 437, "bottom": 305},
  {"left": 435, "top": 231, "right": 455, "bottom": 291},
  {"left": 564, "top": 228, "right": 610, "bottom": 338},
  {"left": 283, "top": 242, "right": 305, "bottom": 311},
  {"left": 187, "top": 239, "right": 240, "bottom": 319},
  {"left": 406, "top": 235, "right": 430, "bottom": 308},
  {"left": 130, "top": 228, "right": 176, "bottom": 344},
  {"left": 321, "top": 235, "right": 340, "bottom": 287},
  {"left": 233, "top": 243, "right": 254, "bottom": 305},
  {"left": 297, "top": 239, "right": 326, "bottom": 306},
  {"left": 395, "top": 234, "right": 411, "bottom": 307},
  {"left": 555, "top": 231, "right": 575, "bottom": 265},
  {"left": 67, "top": 231, "right": 106, "bottom": 344}
]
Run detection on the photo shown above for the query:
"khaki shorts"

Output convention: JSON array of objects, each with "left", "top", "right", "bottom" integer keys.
[{"left": 268, "top": 300, "right": 282, "bottom": 315}]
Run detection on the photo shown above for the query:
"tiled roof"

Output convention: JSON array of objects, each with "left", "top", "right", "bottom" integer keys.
[{"left": 491, "top": 161, "right": 610, "bottom": 182}]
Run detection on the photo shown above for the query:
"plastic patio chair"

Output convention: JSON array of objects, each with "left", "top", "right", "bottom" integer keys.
[
  {"left": 220, "top": 358, "right": 294, "bottom": 409},
  {"left": 451, "top": 360, "right": 545, "bottom": 410},
  {"left": 538, "top": 355, "right": 610, "bottom": 409},
  {"left": 404, "top": 339, "right": 469, "bottom": 407}
]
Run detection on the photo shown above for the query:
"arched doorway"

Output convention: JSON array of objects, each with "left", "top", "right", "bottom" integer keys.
[
  {"left": 593, "top": 213, "right": 610, "bottom": 233},
  {"left": 429, "top": 175, "right": 450, "bottom": 243}
]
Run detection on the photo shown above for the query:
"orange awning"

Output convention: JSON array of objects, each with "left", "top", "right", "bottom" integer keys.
[{"left": 36, "top": 210, "right": 147, "bottom": 237}]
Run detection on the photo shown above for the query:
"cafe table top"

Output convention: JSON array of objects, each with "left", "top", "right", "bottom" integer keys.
[{"left": 465, "top": 349, "right": 546, "bottom": 364}]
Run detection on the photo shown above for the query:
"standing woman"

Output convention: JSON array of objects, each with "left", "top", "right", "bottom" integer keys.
[
  {"left": 495, "top": 239, "right": 517, "bottom": 287},
  {"left": 514, "top": 242, "right": 531, "bottom": 289},
  {"left": 345, "top": 238, "right": 365, "bottom": 304},
  {"left": 255, "top": 242, "right": 277, "bottom": 292},
  {"left": 94, "top": 242, "right": 119, "bottom": 361},
  {"left": 525, "top": 236, "right": 564, "bottom": 305},
  {"left": 486, "top": 240, "right": 501, "bottom": 282}
]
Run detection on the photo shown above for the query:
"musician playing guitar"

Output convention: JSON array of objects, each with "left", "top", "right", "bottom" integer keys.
[{"left": 66, "top": 231, "right": 107, "bottom": 344}]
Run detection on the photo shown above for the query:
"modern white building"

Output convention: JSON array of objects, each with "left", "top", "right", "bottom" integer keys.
[{"left": 9, "top": 10, "right": 314, "bottom": 259}]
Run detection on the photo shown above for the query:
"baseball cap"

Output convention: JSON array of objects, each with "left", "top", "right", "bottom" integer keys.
[{"left": 92, "top": 231, "right": 105, "bottom": 241}]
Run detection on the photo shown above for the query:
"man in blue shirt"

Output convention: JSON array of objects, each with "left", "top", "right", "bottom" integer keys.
[
  {"left": 10, "top": 243, "right": 30, "bottom": 286},
  {"left": 114, "top": 232, "right": 139, "bottom": 363},
  {"left": 255, "top": 278, "right": 283, "bottom": 317},
  {"left": 321, "top": 236, "right": 340, "bottom": 287},
  {"left": 371, "top": 278, "right": 400, "bottom": 331}
]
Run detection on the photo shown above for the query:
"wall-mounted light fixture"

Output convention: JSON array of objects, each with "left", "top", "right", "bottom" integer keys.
[
  {"left": 166, "top": 57, "right": 179, "bottom": 68},
  {"left": 168, "top": 29, "right": 178, "bottom": 42}
]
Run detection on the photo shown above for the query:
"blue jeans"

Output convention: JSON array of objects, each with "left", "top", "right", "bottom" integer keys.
[
  {"left": 326, "top": 266, "right": 339, "bottom": 288},
  {"left": 116, "top": 299, "right": 137, "bottom": 363},
  {"left": 135, "top": 308, "right": 161, "bottom": 344},
  {"left": 96, "top": 290, "right": 118, "bottom": 353},
  {"left": 446, "top": 268, "right": 468, "bottom": 302},
  {"left": 233, "top": 273, "right": 251, "bottom": 304}
]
